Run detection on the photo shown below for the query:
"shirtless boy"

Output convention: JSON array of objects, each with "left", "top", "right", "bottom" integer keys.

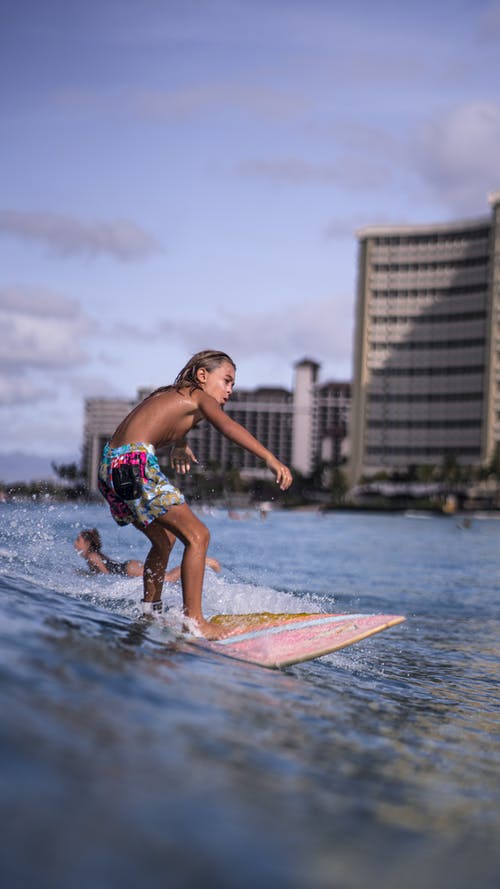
[{"left": 98, "top": 350, "right": 292, "bottom": 639}]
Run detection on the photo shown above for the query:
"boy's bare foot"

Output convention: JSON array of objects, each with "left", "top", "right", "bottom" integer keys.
[{"left": 183, "top": 617, "right": 226, "bottom": 640}]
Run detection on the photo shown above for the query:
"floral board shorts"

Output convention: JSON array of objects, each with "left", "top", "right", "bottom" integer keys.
[{"left": 98, "top": 442, "right": 185, "bottom": 528}]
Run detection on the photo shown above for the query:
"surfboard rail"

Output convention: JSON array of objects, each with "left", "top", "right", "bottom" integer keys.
[{"left": 199, "top": 611, "right": 406, "bottom": 669}]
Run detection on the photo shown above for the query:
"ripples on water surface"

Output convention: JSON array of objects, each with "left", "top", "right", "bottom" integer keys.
[{"left": 0, "top": 501, "right": 499, "bottom": 889}]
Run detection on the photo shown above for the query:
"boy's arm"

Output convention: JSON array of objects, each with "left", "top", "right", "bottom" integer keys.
[{"left": 198, "top": 394, "right": 292, "bottom": 491}]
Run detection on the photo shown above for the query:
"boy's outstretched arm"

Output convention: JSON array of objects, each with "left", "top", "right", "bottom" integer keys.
[{"left": 198, "top": 394, "right": 293, "bottom": 491}]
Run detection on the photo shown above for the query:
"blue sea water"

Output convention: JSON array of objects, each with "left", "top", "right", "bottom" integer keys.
[{"left": 0, "top": 500, "right": 499, "bottom": 889}]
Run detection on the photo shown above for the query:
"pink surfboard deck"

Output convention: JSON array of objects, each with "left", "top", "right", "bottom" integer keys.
[{"left": 197, "top": 612, "right": 406, "bottom": 669}]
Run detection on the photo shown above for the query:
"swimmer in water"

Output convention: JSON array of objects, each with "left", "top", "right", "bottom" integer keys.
[{"left": 74, "top": 528, "right": 221, "bottom": 582}]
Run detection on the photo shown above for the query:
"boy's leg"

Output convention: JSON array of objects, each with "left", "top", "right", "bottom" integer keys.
[
  {"left": 138, "top": 521, "right": 176, "bottom": 605},
  {"left": 144, "top": 503, "right": 213, "bottom": 633}
]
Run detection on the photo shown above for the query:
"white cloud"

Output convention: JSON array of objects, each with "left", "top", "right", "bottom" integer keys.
[
  {"left": 0, "top": 377, "right": 53, "bottom": 406},
  {"left": 237, "top": 150, "right": 393, "bottom": 191},
  {"left": 149, "top": 295, "right": 353, "bottom": 377},
  {"left": 0, "top": 402, "right": 84, "bottom": 457},
  {"left": 86, "top": 289, "right": 354, "bottom": 382},
  {"left": 413, "top": 102, "right": 500, "bottom": 213},
  {"left": 135, "top": 83, "right": 307, "bottom": 121},
  {"left": 0, "top": 287, "right": 97, "bottom": 412},
  {"left": 0, "top": 210, "right": 162, "bottom": 261},
  {"left": 0, "top": 286, "right": 81, "bottom": 319},
  {"left": 0, "top": 287, "right": 93, "bottom": 374},
  {"left": 237, "top": 157, "right": 342, "bottom": 184}
]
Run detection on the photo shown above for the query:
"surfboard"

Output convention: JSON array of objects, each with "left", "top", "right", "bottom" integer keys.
[{"left": 198, "top": 611, "right": 406, "bottom": 669}]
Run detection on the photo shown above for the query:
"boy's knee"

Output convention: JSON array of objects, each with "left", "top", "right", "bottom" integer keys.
[
  {"left": 199, "top": 525, "right": 210, "bottom": 549},
  {"left": 191, "top": 523, "right": 210, "bottom": 550}
]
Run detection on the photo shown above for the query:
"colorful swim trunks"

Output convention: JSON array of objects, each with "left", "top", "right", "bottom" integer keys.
[{"left": 98, "top": 442, "right": 185, "bottom": 528}]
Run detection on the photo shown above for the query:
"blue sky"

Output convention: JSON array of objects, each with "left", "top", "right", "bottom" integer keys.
[{"left": 1, "top": 0, "right": 500, "bottom": 477}]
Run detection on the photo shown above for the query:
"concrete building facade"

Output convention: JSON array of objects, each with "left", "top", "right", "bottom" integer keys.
[
  {"left": 291, "top": 358, "right": 320, "bottom": 476},
  {"left": 349, "top": 191, "right": 500, "bottom": 484}
]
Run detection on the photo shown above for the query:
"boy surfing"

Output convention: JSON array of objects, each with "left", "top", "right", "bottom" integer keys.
[{"left": 98, "top": 350, "right": 292, "bottom": 639}]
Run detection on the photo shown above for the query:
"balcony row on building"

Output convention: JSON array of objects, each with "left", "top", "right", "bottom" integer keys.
[{"left": 349, "top": 190, "right": 500, "bottom": 485}]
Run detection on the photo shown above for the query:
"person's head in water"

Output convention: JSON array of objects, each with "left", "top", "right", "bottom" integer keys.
[{"left": 74, "top": 528, "right": 102, "bottom": 554}]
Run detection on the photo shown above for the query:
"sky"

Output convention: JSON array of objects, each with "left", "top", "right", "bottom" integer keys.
[{"left": 2, "top": 0, "right": 500, "bottom": 479}]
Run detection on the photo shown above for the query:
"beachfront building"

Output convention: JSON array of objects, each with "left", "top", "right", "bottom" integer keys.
[
  {"left": 187, "top": 384, "right": 294, "bottom": 477},
  {"left": 291, "top": 358, "right": 320, "bottom": 476},
  {"left": 317, "top": 380, "right": 351, "bottom": 467},
  {"left": 83, "top": 395, "right": 136, "bottom": 497},
  {"left": 348, "top": 191, "right": 500, "bottom": 484},
  {"left": 83, "top": 360, "right": 351, "bottom": 493}
]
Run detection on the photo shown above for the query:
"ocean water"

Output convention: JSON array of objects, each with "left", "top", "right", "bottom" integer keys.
[{"left": 0, "top": 500, "right": 498, "bottom": 889}]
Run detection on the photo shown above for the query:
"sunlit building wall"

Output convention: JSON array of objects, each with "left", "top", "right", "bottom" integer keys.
[{"left": 349, "top": 191, "right": 500, "bottom": 484}]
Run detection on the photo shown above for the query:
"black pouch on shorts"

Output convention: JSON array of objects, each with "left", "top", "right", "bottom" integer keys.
[{"left": 111, "top": 463, "right": 142, "bottom": 500}]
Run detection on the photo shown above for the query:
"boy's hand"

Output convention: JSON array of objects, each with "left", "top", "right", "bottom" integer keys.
[
  {"left": 267, "top": 458, "right": 292, "bottom": 491},
  {"left": 170, "top": 444, "right": 198, "bottom": 474}
]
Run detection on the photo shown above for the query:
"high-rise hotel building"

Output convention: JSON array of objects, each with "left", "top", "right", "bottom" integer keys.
[{"left": 349, "top": 191, "right": 500, "bottom": 484}]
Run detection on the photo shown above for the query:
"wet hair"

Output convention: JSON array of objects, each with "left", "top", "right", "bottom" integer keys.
[
  {"left": 174, "top": 350, "right": 236, "bottom": 391},
  {"left": 149, "top": 350, "right": 236, "bottom": 397},
  {"left": 80, "top": 528, "right": 102, "bottom": 552}
]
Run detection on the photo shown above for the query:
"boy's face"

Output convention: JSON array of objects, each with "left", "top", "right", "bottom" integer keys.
[{"left": 198, "top": 361, "right": 235, "bottom": 405}]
